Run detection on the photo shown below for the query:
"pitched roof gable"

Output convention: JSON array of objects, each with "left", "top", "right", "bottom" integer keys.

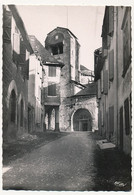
[{"left": 29, "top": 35, "right": 64, "bottom": 67}]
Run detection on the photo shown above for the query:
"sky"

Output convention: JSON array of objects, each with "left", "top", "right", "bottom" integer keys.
[{"left": 16, "top": 5, "right": 105, "bottom": 70}]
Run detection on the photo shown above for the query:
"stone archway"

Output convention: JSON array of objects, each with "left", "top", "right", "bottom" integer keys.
[{"left": 72, "top": 109, "right": 92, "bottom": 131}]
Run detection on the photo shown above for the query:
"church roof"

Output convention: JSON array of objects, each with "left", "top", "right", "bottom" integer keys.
[{"left": 47, "top": 27, "right": 78, "bottom": 39}]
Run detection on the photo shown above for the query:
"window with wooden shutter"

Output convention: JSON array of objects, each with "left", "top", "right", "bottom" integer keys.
[
  {"left": 124, "top": 98, "right": 130, "bottom": 135},
  {"left": 122, "top": 8, "right": 131, "bottom": 77},
  {"left": 97, "top": 79, "right": 101, "bottom": 99},
  {"left": 101, "top": 104, "right": 104, "bottom": 126},
  {"left": 20, "top": 39, "right": 26, "bottom": 63},
  {"left": 109, "top": 49, "right": 114, "bottom": 81},
  {"left": 101, "top": 70, "right": 104, "bottom": 93},
  {"left": 13, "top": 31, "right": 20, "bottom": 64},
  {"left": 3, "top": 9, "right": 12, "bottom": 43},
  {"left": 48, "top": 66, "right": 56, "bottom": 77},
  {"left": 108, "top": 6, "right": 114, "bottom": 36},
  {"left": 119, "top": 106, "right": 123, "bottom": 150},
  {"left": 102, "top": 36, "right": 108, "bottom": 58},
  {"left": 19, "top": 40, "right": 29, "bottom": 80},
  {"left": 109, "top": 106, "right": 114, "bottom": 136},
  {"left": 104, "top": 70, "right": 108, "bottom": 94},
  {"left": 48, "top": 83, "right": 56, "bottom": 96}
]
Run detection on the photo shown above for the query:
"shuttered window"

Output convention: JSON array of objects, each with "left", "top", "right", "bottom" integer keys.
[
  {"left": 20, "top": 39, "right": 26, "bottom": 63},
  {"left": 101, "top": 104, "right": 104, "bottom": 126},
  {"left": 119, "top": 106, "right": 123, "bottom": 149},
  {"left": 101, "top": 70, "right": 104, "bottom": 93},
  {"left": 97, "top": 79, "right": 101, "bottom": 99},
  {"left": 3, "top": 10, "right": 12, "bottom": 43},
  {"left": 124, "top": 98, "right": 130, "bottom": 135},
  {"left": 108, "top": 6, "right": 114, "bottom": 36},
  {"left": 122, "top": 8, "right": 131, "bottom": 77},
  {"left": 13, "top": 32, "right": 20, "bottom": 64},
  {"left": 49, "top": 66, "right": 56, "bottom": 77},
  {"left": 109, "top": 106, "right": 114, "bottom": 135},
  {"left": 18, "top": 40, "right": 29, "bottom": 80},
  {"left": 48, "top": 83, "right": 56, "bottom": 96},
  {"left": 103, "top": 70, "right": 108, "bottom": 94},
  {"left": 109, "top": 49, "right": 114, "bottom": 81}
]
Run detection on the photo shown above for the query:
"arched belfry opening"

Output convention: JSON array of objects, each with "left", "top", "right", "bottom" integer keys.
[{"left": 73, "top": 109, "right": 92, "bottom": 131}]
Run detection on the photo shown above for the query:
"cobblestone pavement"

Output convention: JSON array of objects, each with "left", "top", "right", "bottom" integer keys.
[
  {"left": 3, "top": 131, "right": 131, "bottom": 191},
  {"left": 3, "top": 132, "right": 97, "bottom": 191}
]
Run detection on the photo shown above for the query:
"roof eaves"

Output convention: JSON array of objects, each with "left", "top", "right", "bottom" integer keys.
[{"left": 43, "top": 61, "right": 64, "bottom": 67}]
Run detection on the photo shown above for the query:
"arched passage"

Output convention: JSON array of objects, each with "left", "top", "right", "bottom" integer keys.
[
  {"left": 10, "top": 89, "right": 16, "bottom": 123},
  {"left": 73, "top": 109, "right": 92, "bottom": 131}
]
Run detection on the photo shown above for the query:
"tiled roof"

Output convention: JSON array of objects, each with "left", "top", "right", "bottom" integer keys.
[
  {"left": 80, "top": 65, "right": 94, "bottom": 76},
  {"left": 80, "top": 65, "right": 89, "bottom": 71},
  {"left": 71, "top": 82, "right": 96, "bottom": 97},
  {"left": 29, "top": 35, "right": 64, "bottom": 67},
  {"left": 47, "top": 27, "right": 78, "bottom": 39}
]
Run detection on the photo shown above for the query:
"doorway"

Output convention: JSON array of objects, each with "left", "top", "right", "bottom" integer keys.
[{"left": 73, "top": 109, "right": 92, "bottom": 131}]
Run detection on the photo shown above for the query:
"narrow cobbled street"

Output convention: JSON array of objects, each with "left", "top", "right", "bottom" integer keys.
[
  {"left": 3, "top": 132, "right": 97, "bottom": 191},
  {"left": 3, "top": 131, "right": 131, "bottom": 191}
]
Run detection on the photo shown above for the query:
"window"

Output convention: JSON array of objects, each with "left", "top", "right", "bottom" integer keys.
[
  {"left": 48, "top": 66, "right": 56, "bottom": 77},
  {"left": 48, "top": 83, "right": 56, "bottom": 96},
  {"left": 20, "top": 39, "right": 26, "bottom": 63},
  {"left": 124, "top": 98, "right": 130, "bottom": 135},
  {"left": 109, "top": 49, "right": 114, "bottom": 81},
  {"left": 101, "top": 70, "right": 104, "bottom": 93},
  {"left": 13, "top": 31, "right": 20, "bottom": 64},
  {"left": 108, "top": 6, "right": 114, "bottom": 36},
  {"left": 119, "top": 106, "right": 123, "bottom": 149},
  {"left": 20, "top": 99, "right": 23, "bottom": 127},
  {"left": 109, "top": 106, "right": 114, "bottom": 138},
  {"left": 97, "top": 79, "right": 101, "bottom": 99},
  {"left": 122, "top": 8, "right": 131, "bottom": 77},
  {"left": 55, "top": 35, "right": 58, "bottom": 40},
  {"left": 51, "top": 42, "right": 63, "bottom": 55},
  {"left": 103, "top": 70, "right": 108, "bottom": 94},
  {"left": 10, "top": 90, "right": 16, "bottom": 123}
]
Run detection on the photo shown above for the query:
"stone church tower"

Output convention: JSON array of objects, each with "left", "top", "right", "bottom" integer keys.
[{"left": 45, "top": 27, "right": 83, "bottom": 131}]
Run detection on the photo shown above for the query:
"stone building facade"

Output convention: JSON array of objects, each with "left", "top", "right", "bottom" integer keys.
[
  {"left": 3, "top": 5, "right": 33, "bottom": 142},
  {"left": 94, "top": 6, "right": 131, "bottom": 155},
  {"left": 45, "top": 27, "right": 97, "bottom": 132},
  {"left": 68, "top": 83, "right": 98, "bottom": 132}
]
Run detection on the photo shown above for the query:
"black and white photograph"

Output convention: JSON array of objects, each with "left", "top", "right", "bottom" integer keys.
[{"left": 1, "top": 0, "right": 133, "bottom": 193}]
